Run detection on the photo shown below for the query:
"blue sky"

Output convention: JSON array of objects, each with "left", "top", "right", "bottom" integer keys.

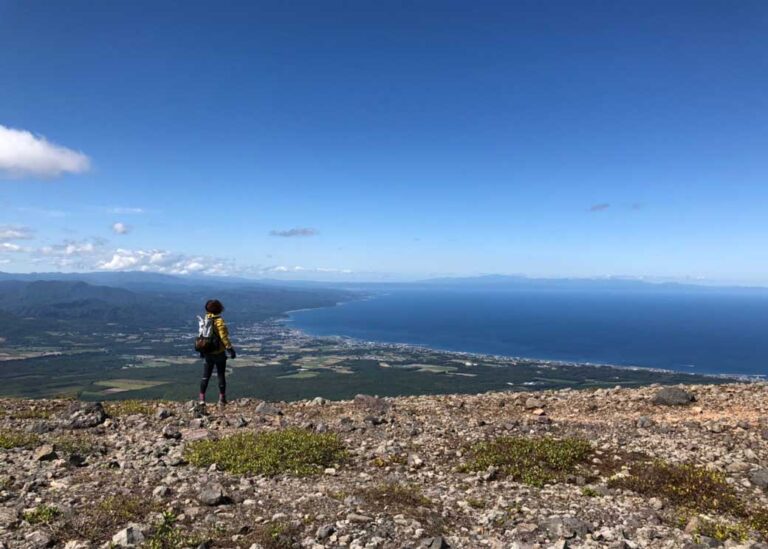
[{"left": 1, "top": 0, "right": 767, "bottom": 283}]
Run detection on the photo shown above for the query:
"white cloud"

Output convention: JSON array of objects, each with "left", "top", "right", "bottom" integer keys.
[
  {"left": 0, "top": 225, "right": 34, "bottom": 241},
  {"left": 37, "top": 239, "right": 102, "bottom": 257},
  {"left": 0, "top": 242, "right": 24, "bottom": 253},
  {"left": 0, "top": 125, "right": 91, "bottom": 178},
  {"left": 269, "top": 227, "right": 319, "bottom": 237},
  {"left": 97, "top": 249, "right": 234, "bottom": 275},
  {"left": 265, "top": 265, "right": 352, "bottom": 274},
  {"left": 112, "top": 222, "right": 130, "bottom": 235},
  {"left": 108, "top": 207, "right": 146, "bottom": 215}
]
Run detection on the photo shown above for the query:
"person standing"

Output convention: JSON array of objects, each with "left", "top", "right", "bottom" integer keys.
[{"left": 199, "top": 299, "right": 236, "bottom": 407}]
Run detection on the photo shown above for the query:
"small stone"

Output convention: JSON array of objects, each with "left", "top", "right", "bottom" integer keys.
[
  {"left": 346, "top": 512, "right": 373, "bottom": 523},
  {"left": 651, "top": 387, "right": 695, "bottom": 406},
  {"left": 112, "top": 524, "right": 145, "bottom": 547},
  {"left": 33, "top": 444, "right": 57, "bottom": 461},
  {"left": 525, "top": 397, "right": 544, "bottom": 409},
  {"left": 636, "top": 416, "right": 654, "bottom": 428},
  {"left": 162, "top": 424, "right": 182, "bottom": 440},
  {"left": 24, "top": 531, "right": 52, "bottom": 548},
  {"left": 749, "top": 468, "right": 768, "bottom": 489},
  {"left": 482, "top": 466, "right": 499, "bottom": 481},
  {"left": 649, "top": 497, "right": 664, "bottom": 511},
  {"left": 68, "top": 453, "right": 86, "bottom": 467},
  {"left": 0, "top": 507, "right": 19, "bottom": 528},
  {"left": 408, "top": 454, "right": 424, "bottom": 469},
  {"left": 541, "top": 516, "right": 592, "bottom": 539},
  {"left": 155, "top": 408, "right": 172, "bottom": 420},
  {"left": 68, "top": 402, "right": 108, "bottom": 429},
  {"left": 417, "top": 537, "right": 450, "bottom": 549},
  {"left": 153, "top": 485, "right": 171, "bottom": 498},
  {"left": 316, "top": 524, "right": 336, "bottom": 540},
  {"left": 255, "top": 402, "right": 282, "bottom": 416},
  {"left": 198, "top": 484, "right": 227, "bottom": 506},
  {"left": 354, "top": 394, "right": 390, "bottom": 413},
  {"left": 189, "top": 401, "right": 207, "bottom": 417}
]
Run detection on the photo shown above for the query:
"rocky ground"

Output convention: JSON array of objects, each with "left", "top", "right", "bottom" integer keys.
[{"left": 1, "top": 382, "right": 768, "bottom": 549}]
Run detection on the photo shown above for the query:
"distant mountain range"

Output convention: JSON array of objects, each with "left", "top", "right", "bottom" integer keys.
[
  {"left": 0, "top": 274, "right": 355, "bottom": 338},
  {"left": 1, "top": 270, "right": 764, "bottom": 295}
]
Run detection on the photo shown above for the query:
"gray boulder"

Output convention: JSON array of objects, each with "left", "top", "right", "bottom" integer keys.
[
  {"left": 636, "top": 416, "right": 655, "bottom": 428},
  {"left": 162, "top": 424, "right": 181, "bottom": 440},
  {"left": 33, "top": 444, "right": 57, "bottom": 461},
  {"left": 541, "top": 515, "right": 593, "bottom": 539},
  {"left": 0, "top": 507, "right": 19, "bottom": 528},
  {"left": 255, "top": 402, "right": 282, "bottom": 416},
  {"left": 112, "top": 523, "right": 145, "bottom": 547},
  {"left": 68, "top": 402, "right": 107, "bottom": 429},
  {"left": 198, "top": 483, "right": 227, "bottom": 506},
  {"left": 354, "top": 394, "right": 390, "bottom": 413},
  {"left": 749, "top": 468, "right": 768, "bottom": 489},
  {"left": 651, "top": 387, "right": 695, "bottom": 406},
  {"left": 417, "top": 537, "right": 451, "bottom": 549},
  {"left": 24, "top": 531, "right": 53, "bottom": 548},
  {"left": 316, "top": 524, "right": 336, "bottom": 540},
  {"left": 525, "top": 397, "right": 544, "bottom": 409}
]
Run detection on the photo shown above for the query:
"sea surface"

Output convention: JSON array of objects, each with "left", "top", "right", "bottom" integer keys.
[{"left": 287, "top": 289, "right": 768, "bottom": 377}]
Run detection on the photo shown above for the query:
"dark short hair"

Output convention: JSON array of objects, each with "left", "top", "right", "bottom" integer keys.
[{"left": 205, "top": 299, "right": 224, "bottom": 314}]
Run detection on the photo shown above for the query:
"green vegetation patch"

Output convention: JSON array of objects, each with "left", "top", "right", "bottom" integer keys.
[
  {"left": 247, "top": 521, "right": 302, "bottom": 549},
  {"left": 56, "top": 493, "right": 159, "bottom": 542},
  {"left": 52, "top": 433, "right": 101, "bottom": 455},
  {"left": 185, "top": 429, "right": 348, "bottom": 476},
  {"left": 609, "top": 461, "right": 740, "bottom": 515},
  {"left": 696, "top": 517, "right": 749, "bottom": 543},
  {"left": 613, "top": 461, "right": 768, "bottom": 540},
  {"left": 104, "top": 399, "right": 154, "bottom": 417},
  {"left": 0, "top": 430, "right": 41, "bottom": 449},
  {"left": 23, "top": 504, "right": 60, "bottom": 525},
  {"left": 460, "top": 436, "right": 592, "bottom": 486},
  {"left": 145, "top": 511, "right": 202, "bottom": 549},
  {"left": 12, "top": 408, "right": 53, "bottom": 420},
  {"left": 361, "top": 482, "right": 432, "bottom": 511}
]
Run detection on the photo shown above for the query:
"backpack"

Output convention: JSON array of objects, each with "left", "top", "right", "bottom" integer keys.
[{"left": 194, "top": 315, "right": 220, "bottom": 354}]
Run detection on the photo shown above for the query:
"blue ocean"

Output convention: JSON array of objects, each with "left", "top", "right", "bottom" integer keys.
[{"left": 287, "top": 289, "right": 768, "bottom": 377}]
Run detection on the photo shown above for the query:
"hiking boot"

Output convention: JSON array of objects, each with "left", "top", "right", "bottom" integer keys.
[{"left": 218, "top": 396, "right": 227, "bottom": 408}]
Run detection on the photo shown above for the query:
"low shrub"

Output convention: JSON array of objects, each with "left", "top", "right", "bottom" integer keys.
[
  {"left": 12, "top": 408, "right": 52, "bottom": 420},
  {"left": 23, "top": 505, "right": 59, "bottom": 525},
  {"left": 57, "top": 493, "right": 159, "bottom": 542},
  {"left": 0, "top": 430, "right": 41, "bottom": 449},
  {"left": 466, "top": 497, "right": 485, "bottom": 509},
  {"left": 249, "top": 521, "right": 302, "bottom": 549},
  {"left": 145, "top": 511, "right": 202, "bottom": 549},
  {"left": 608, "top": 461, "right": 740, "bottom": 515},
  {"left": 185, "top": 429, "right": 347, "bottom": 476},
  {"left": 361, "top": 482, "right": 432, "bottom": 510},
  {"left": 51, "top": 434, "right": 101, "bottom": 455},
  {"left": 459, "top": 436, "right": 592, "bottom": 486},
  {"left": 104, "top": 400, "right": 154, "bottom": 417}
]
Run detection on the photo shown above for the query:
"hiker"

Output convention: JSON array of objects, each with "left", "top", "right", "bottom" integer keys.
[{"left": 196, "top": 299, "right": 236, "bottom": 406}]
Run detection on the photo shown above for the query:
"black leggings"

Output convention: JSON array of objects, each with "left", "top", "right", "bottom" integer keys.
[{"left": 200, "top": 353, "right": 227, "bottom": 396}]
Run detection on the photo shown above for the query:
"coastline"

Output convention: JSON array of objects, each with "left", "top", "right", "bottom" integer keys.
[{"left": 277, "top": 312, "right": 754, "bottom": 384}]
